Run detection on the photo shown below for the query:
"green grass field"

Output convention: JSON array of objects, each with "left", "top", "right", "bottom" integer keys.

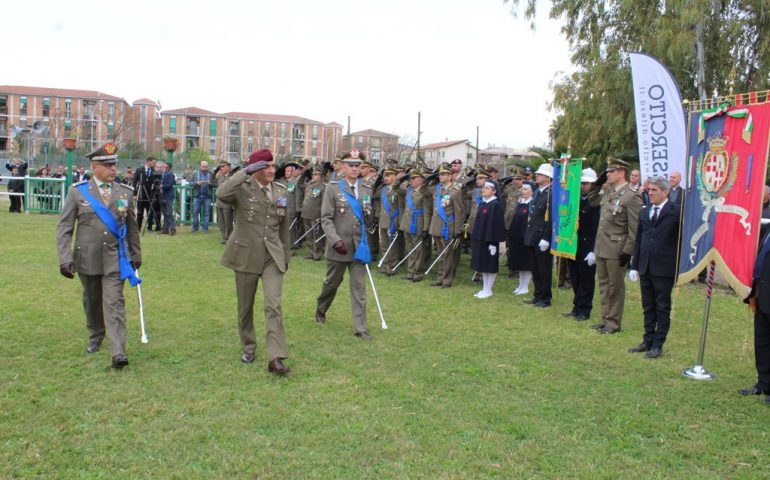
[{"left": 0, "top": 202, "right": 767, "bottom": 479}]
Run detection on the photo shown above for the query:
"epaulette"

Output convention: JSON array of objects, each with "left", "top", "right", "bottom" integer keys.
[
  {"left": 73, "top": 180, "right": 88, "bottom": 186},
  {"left": 117, "top": 182, "right": 134, "bottom": 191},
  {"left": 328, "top": 180, "right": 340, "bottom": 185},
  {"left": 274, "top": 181, "right": 288, "bottom": 190}
]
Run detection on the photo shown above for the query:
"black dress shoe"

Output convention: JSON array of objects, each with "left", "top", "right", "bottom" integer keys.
[
  {"left": 412, "top": 276, "right": 424, "bottom": 283},
  {"left": 355, "top": 332, "right": 373, "bottom": 340},
  {"left": 590, "top": 323, "right": 605, "bottom": 330},
  {"left": 241, "top": 352, "right": 255, "bottom": 364},
  {"left": 598, "top": 327, "right": 619, "bottom": 335},
  {"left": 86, "top": 340, "right": 101, "bottom": 354},
  {"left": 628, "top": 343, "right": 650, "bottom": 353},
  {"left": 534, "top": 302, "right": 551, "bottom": 308},
  {"left": 574, "top": 314, "right": 589, "bottom": 321},
  {"left": 401, "top": 275, "right": 414, "bottom": 281},
  {"left": 111, "top": 355, "right": 129, "bottom": 369},
  {"left": 523, "top": 298, "right": 538, "bottom": 305},
  {"left": 431, "top": 281, "right": 443, "bottom": 287},
  {"left": 738, "top": 385, "right": 768, "bottom": 395},
  {"left": 562, "top": 311, "right": 577, "bottom": 318},
  {"left": 268, "top": 358, "right": 290, "bottom": 375},
  {"left": 315, "top": 309, "right": 326, "bottom": 324},
  {"left": 645, "top": 347, "right": 662, "bottom": 358}
]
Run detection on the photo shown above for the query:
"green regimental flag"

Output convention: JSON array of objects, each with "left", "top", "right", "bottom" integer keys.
[{"left": 550, "top": 154, "right": 583, "bottom": 260}]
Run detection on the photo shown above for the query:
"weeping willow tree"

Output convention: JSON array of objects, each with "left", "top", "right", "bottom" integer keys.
[{"left": 507, "top": 0, "right": 770, "bottom": 166}]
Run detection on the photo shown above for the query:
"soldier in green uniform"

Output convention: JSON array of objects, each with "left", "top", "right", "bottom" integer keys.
[
  {"left": 430, "top": 164, "right": 468, "bottom": 288},
  {"left": 590, "top": 157, "right": 643, "bottom": 334},
  {"left": 396, "top": 167, "right": 432, "bottom": 281},
  {"left": 278, "top": 162, "right": 303, "bottom": 250},
  {"left": 502, "top": 169, "right": 524, "bottom": 277},
  {"left": 211, "top": 160, "right": 234, "bottom": 244},
  {"left": 377, "top": 166, "right": 401, "bottom": 275},
  {"left": 361, "top": 160, "right": 380, "bottom": 262},
  {"left": 217, "top": 149, "right": 291, "bottom": 375},
  {"left": 57, "top": 142, "right": 142, "bottom": 369},
  {"left": 315, "top": 149, "right": 376, "bottom": 340},
  {"left": 301, "top": 166, "right": 326, "bottom": 260}
]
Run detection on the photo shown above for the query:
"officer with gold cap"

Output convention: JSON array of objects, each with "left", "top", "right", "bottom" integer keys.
[
  {"left": 589, "top": 157, "right": 643, "bottom": 334},
  {"left": 218, "top": 149, "right": 291, "bottom": 374},
  {"left": 315, "top": 149, "right": 376, "bottom": 340},
  {"left": 56, "top": 142, "right": 142, "bottom": 369}
]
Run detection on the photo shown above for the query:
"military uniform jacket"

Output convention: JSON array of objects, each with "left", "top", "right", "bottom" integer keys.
[
  {"left": 466, "top": 187, "right": 483, "bottom": 231},
  {"left": 397, "top": 183, "right": 432, "bottom": 235},
  {"left": 301, "top": 179, "right": 325, "bottom": 220},
  {"left": 523, "top": 185, "right": 552, "bottom": 247},
  {"left": 217, "top": 170, "right": 291, "bottom": 274},
  {"left": 591, "top": 183, "right": 643, "bottom": 260},
  {"left": 378, "top": 183, "right": 401, "bottom": 231},
  {"left": 321, "top": 179, "right": 374, "bottom": 262},
  {"left": 279, "top": 176, "right": 303, "bottom": 218},
  {"left": 429, "top": 182, "right": 467, "bottom": 237},
  {"left": 502, "top": 183, "right": 523, "bottom": 229},
  {"left": 56, "top": 179, "right": 141, "bottom": 275},
  {"left": 211, "top": 170, "right": 232, "bottom": 208}
]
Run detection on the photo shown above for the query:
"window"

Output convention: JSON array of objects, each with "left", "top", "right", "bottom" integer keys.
[
  {"left": 281, "top": 123, "right": 287, "bottom": 139},
  {"left": 169, "top": 116, "right": 177, "bottom": 134},
  {"left": 357, "top": 136, "right": 364, "bottom": 147},
  {"left": 209, "top": 138, "right": 216, "bottom": 155},
  {"left": 64, "top": 98, "right": 72, "bottom": 121},
  {"left": 229, "top": 121, "right": 240, "bottom": 136},
  {"left": 263, "top": 122, "right": 270, "bottom": 137},
  {"left": 210, "top": 118, "right": 217, "bottom": 137},
  {"left": 20, "top": 96, "right": 27, "bottom": 116},
  {"left": 312, "top": 141, "right": 318, "bottom": 157},
  {"left": 0, "top": 95, "right": 7, "bottom": 115},
  {"left": 108, "top": 102, "right": 115, "bottom": 125},
  {"left": 312, "top": 125, "right": 318, "bottom": 140},
  {"left": 84, "top": 100, "right": 96, "bottom": 120},
  {"left": 42, "top": 97, "right": 50, "bottom": 117},
  {"left": 247, "top": 137, "right": 253, "bottom": 152}
]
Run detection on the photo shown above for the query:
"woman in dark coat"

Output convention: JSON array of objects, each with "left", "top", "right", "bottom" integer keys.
[
  {"left": 508, "top": 182, "right": 534, "bottom": 295},
  {"left": 471, "top": 181, "right": 506, "bottom": 298}
]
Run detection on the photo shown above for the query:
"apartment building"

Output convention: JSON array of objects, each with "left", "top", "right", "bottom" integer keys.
[
  {"left": 348, "top": 129, "right": 400, "bottom": 165},
  {"left": 0, "top": 85, "right": 138, "bottom": 157},
  {"left": 129, "top": 98, "right": 162, "bottom": 152}
]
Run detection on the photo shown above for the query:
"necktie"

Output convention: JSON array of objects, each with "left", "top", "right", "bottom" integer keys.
[
  {"left": 350, "top": 183, "right": 357, "bottom": 199},
  {"left": 651, "top": 206, "right": 659, "bottom": 224},
  {"left": 100, "top": 183, "right": 111, "bottom": 202},
  {"left": 262, "top": 185, "right": 272, "bottom": 201}
]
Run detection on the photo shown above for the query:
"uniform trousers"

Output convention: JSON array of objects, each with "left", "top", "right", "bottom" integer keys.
[
  {"left": 596, "top": 257, "right": 626, "bottom": 331},
  {"left": 527, "top": 246, "right": 553, "bottom": 304},
  {"left": 217, "top": 205, "right": 234, "bottom": 242},
  {"left": 79, "top": 273, "right": 127, "bottom": 357},
  {"left": 754, "top": 307, "right": 770, "bottom": 392},
  {"left": 317, "top": 259, "right": 368, "bottom": 334},
  {"left": 434, "top": 236, "right": 459, "bottom": 287},
  {"left": 303, "top": 218, "right": 323, "bottom": 260},
  {"left": 639, "top": 274, "right": 675, "bottom": 349},
  {"left": 568, "top": 257, "right": 596, "bottom": 317},
  {"left": 378, "top": 228, "right": 400, "bottom": 272},
  {"left": 234, "top": 260, "right": 288, "bottom": 360},
  {"left": 404, "top": 232, "right": 427, "bottom": 280}
]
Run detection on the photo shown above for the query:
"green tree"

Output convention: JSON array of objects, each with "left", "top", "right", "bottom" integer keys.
[{"left": 507, "top": 0, "right": 770, "bottom": 165}]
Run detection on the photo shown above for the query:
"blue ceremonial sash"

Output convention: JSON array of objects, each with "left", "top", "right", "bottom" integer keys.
[
  {"left": 338, "top": 182, "right": 371, "bottom": 264},
  {"left": 380, "top": 187, "right": 399, "bottom": 238},
  {"left": 406, "top": 187, "right": 423, "bottom": 235},
  {"left": 78, "top": 183, "right": 141, "bottom": 286},
  {"left": 435, "top": 183, "right": 455, "bottom": 241},
  {"left": 473, "top": 188, "right": 482, "bottom": 206}
]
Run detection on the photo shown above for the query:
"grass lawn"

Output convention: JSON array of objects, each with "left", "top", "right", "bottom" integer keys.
[{"left": 0, "top": 203, "right": 767, "bottom": 479}]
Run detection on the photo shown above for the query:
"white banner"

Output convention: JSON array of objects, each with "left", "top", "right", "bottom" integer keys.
[{"left": 629, "top": 52, "right": 686, "bottom": 183}]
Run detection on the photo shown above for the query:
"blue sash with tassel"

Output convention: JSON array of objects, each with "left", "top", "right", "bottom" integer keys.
[
  {"left": 338, "top": 182, "right": 371, "bottom": 264},
  {"left": 380, "top": 187, "right": 399, "bottom": 238},
  {"left": 435, "top": 183, "right": 455, "bottom": 241},
  {"left": 406, "top": 187, "right": 423, "bottom": 235},
  {"left": 78, "top": 183, "right": 141, "bottom": 286}
]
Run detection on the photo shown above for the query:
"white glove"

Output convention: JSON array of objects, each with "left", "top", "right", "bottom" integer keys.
[
  {"left": 584, "top": 252, "right": 596, "bottom": 266},
  {"left": 538, "top": 240, "right": 549, "bottom": 252},
  {"left": 488, "top": 245, "right": 497, "bottom": 256},
  {"left": 628, "top": 270, "right": 639, "bottom": 282}
]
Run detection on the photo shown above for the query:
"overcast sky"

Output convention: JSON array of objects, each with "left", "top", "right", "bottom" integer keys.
[{"left": 5, "top": 0, "right": 573, "bottom": 149}]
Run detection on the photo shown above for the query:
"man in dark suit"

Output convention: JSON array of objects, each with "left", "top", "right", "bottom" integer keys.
[
  {"left": 523, "top": 163, "right": 553, "bottom": 307},
  {"left": 132, "top": 156, "right": 158, "bottom": 231},
  {"left": 628, "top": 176, "right": 680, "bottom": 359},
  {"left": 667, "top": 171, "right": 683, "bottom": 209},
  {"left": 739, "top": 226, "right": 770, "bottom": 403}
]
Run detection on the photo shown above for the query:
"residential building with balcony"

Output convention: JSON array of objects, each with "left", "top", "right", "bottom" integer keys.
[
  {"left": 347, "top": 129, "right": 400, "bottom": 165},
  {"left": 129, "top": 98, "right": 162, "bottom": 153},
  {"left": 0, "top": 85, "right": 132, "bottom": 157}
]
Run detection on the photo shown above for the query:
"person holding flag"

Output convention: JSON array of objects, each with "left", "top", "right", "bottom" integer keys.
[
  {"left": 315, "top": 149, "right": 376, "bottom": 340},
  {"left": 56, "top": 142, "right": 142, "bottom": 369}
]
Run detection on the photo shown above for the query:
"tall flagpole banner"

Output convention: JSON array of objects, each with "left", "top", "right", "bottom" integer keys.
[
  {"left": 629, "top": 52, "right": 687, "bottom": 183},
  {"left": 551, "top": 154, "right": 583, "bottom": 260},
  {"left": 677, "top": 97, "right": 770, "bottom": 297}
]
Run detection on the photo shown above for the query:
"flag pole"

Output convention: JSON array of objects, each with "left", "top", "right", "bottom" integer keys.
[{"left": 683, "top": 260, "right": 717, "bottom": 380}]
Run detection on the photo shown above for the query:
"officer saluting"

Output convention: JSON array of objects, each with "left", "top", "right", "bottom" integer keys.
[
  {"left": 315, "top": 149, "right": 376, "bottom": 340},
  {"left": 57, "top": 142, "right": 142, "bottom": 369},
  {"left": 218, "top": 149, "right": 291, "bottom": 375}
]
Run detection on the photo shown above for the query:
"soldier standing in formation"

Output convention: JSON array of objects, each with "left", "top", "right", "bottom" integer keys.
[
  {"left": 211, "top": 160, "right": 234, "bottom": 244},
  {"left": 377, "top": 166, "right": 401, "bottom": 276},
  {"left": 398, "top": 167, "right": 432, "bottom": 282},
  {"left": 217, "top": 149, "right": 291, "bottom": 375},
  {"left": 57, "top": 142, "right": 142, "bottom": 369},
  {"left": 522, "top": 163, "right": 554, "bottom": 308},
  {"left": 502, "top": 169, "right": 524, "bottom": 277},
  {"left": 590, "top": 158, "right": 643, "bottom": 334},
  {"left": 361, "top": 160, "right": 380, "bottom": 262},
  {"left": 301, "top": 166, "right": 326, "bottom": 261},
  {"left": 429, "top": 164, "right": 467, "bottom": 288},
  {"left": 315, "top": 150, "right": 376, "bottom": 340}
]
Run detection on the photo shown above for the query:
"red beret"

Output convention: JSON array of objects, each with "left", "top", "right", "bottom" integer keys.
[{"left": 248, "top": 149, "right": 273, "bottom": 165}]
